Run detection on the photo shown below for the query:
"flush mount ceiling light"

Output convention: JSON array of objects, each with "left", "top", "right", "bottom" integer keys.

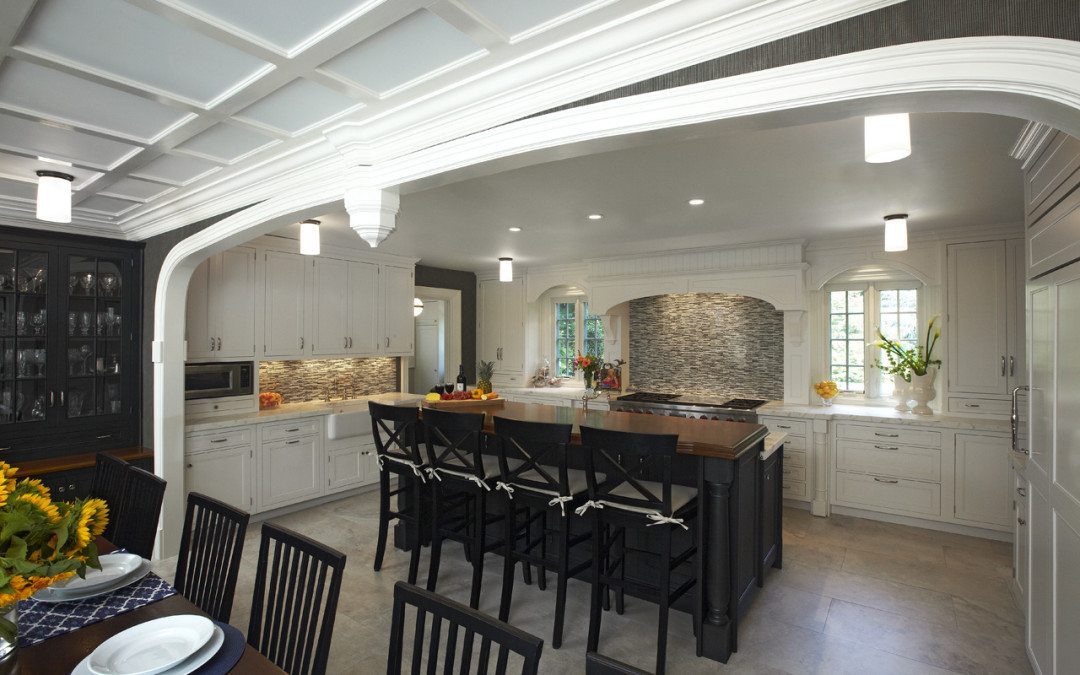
[
  {"left": 413, "top": 297, "right": 424, "bottom": 317},
  {"left": 299, "top": 219, "right": 321, "bottom": 255},
  {"left": 508, "top": 227, "right": 522, "bottom": 232},
  {"left": 864, "top": 113, "right": 911, "bottom": 163},
  {"left": 35, "top": 170, "right": 75, "bottom": 223},
  {"left": 688, "top": 198, "right": 705, "bottom": 206},
  {"left": 587, "top": 213, "right": 603, "bottom": 220},
  {"left": 499, "top": 257, "right": 513, "bottom": 282},
  {"left": 883, "top": 213, "right": 909, "bottom": 252}
]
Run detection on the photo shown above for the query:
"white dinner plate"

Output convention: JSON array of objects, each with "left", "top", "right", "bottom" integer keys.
[
  {"left": 86, "top": 615, "right": 215, "bottom": 675},
  {"left": 72, "top": 625, "right": 225, "bottom": 675},
  {"left": 35, "top": 560, "right": 151, "bottom": 603},
  {"left": 53, "top": 554, "right": 144, "bottom": 593}
]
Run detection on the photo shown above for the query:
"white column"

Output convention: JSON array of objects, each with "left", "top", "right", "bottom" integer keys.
[
  {"left": 783, "top": 310, "right": 810, "bottom": 404},
  {"left": 345, "top": 186, "right": 400, "bottom": 248},
  {"left": 811, "top": 418, "right": 830, "bottom": 517}
]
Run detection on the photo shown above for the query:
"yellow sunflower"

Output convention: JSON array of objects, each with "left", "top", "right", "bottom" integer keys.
[
  {"left": 19, "top": 478, "right": 50, "bottom": 499},
  {"left": 74, "top": 499, "right": 108, "bottom": 551},
  {"left": 16, "top": 493, "right": 60, "bottom": 523},
  {"left": 86, "top": 499, "right": 109, "bottom": 537}
]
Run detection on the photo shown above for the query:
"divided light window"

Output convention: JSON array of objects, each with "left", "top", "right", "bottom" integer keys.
[
  {"left": 877, "top": 288, "right": 919, "bottom": 397},
  {"left": 827, "top": 284, "right": 921, "bottom": 398},
  {"left": 829, "top": 290, "right": 865, "bottom": 393},
  {"left": 553, "top": 299, "right": 604, "bottom": 378}
]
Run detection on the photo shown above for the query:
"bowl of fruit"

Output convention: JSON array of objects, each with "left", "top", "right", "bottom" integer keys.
[
  {"left": 423, "top": 388, "right": 502, "bottom": 408},
  {"left": 259, "top": 391, "right": 284, "bottom": 410}
]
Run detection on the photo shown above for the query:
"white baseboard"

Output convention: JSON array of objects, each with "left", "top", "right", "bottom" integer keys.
[
  {"left": 830, "top": 504, "right": 1013, "bottom": 542},
  {"left": 249, "top": 482, "right": 381, "bottom": 524}
]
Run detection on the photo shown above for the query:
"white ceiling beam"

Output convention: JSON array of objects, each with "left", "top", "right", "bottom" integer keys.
[
  {"left": 120, "top": 0, "right": 286, "bottom": 64},
  {"left": 428, "top": 0, "right": 508, "bottom": 50},
  {"left": 0, "top": 104, "right": 154, "bottom": 147}
]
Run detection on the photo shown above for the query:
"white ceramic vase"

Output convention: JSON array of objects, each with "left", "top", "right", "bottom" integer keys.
[
  {"left": 893, "top": 374, "right": 911, "bottom": 412},
  {"left": 909, "top": 367, "right": 938, "bottom": 415}
]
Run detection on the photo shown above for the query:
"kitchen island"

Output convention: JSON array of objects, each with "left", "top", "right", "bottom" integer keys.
[{"left": 402, "top": 400, "right": 776, "bottom": 664}]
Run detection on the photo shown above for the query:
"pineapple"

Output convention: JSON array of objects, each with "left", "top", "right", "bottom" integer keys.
[{"left": 477, "top": 360, "right": 494, "bottom": 394}]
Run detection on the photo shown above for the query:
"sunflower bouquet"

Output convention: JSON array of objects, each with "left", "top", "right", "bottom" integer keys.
[{"left": 0, "top": 461, "right": 108, "bottom": 643}]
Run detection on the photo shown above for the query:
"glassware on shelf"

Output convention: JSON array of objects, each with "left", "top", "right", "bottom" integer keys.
[
  {"left": 0, "top": 273, "right": 9, "bottom": 291},
  {"left": 31, "top": 393, "right": 45, "bottom": 420},
  {"left": 67, "top": 390, "right": 84, "bottom": 418},
  {"left": 32, "top": 349, "right": 46, "bottom": 378},
  {"left": 80, "top": 345, "right": 92, "bottom": 374},
  {"left": 16, "top": 350, "right": 29, "bottom": 378},
  {"left": 105, "top": 383, "right": 121, "bottom": 414},
  {"left": 15, "top": 311, "right": 25, "bottom": 335},
  {"left": 68, "top": 312, "right": 77, "bottom": 336},
  {"left": 30, "top": 310, "right": 46, "bottom": 336},
  {"left": 108, "top": 353, "right": 120, "bottom": 374},
  {"left": 80, "top": 311, "right": 92, "bottom": 336},
  {"left": 79, "top": 272, "right": 95, "bottom": 296},
  {"left": 68, "top": 274, "right": 78, "bottom": 296},
  {"left": 67, "top": 348, "right": 82, "bottom": 375},
  {"left": 99, "top": 273, "right": 118, "bottom": 297},
  {"left": 96, "top": 312, "right": 106, "bottom": 337}
]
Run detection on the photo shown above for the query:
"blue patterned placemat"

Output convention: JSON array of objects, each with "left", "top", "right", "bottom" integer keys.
[{"left": 17, "top": 572, "right": 177, "bottom": 647}]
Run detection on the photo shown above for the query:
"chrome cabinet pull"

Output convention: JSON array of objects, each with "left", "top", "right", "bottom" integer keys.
[
  {"left": 60, "top": 390, "right": 64, "bottom": 406},
  {"left": 300, "top": 337, "right": 304, "bottom": 350},
  {"left": 873, "top": 477, "right": 899, "bottom": 484},
  {"left": 285, "top": 439, "right": 300, "bottom": 445},
  {"left": 217, "top": 336, "right": 222, "bottom": 351},
  {"left": 1012, "top": 385, "right": 1030, "bottom": 455},
  {"left": 345, "top": 337, "right": 348, "bottom": 350},
  {"left": 1009, "top": 355, "right": 1015, "bottom": 377},
  {"left": 210, "top": 337, "right": 215, "bottom": 351},
  {"left": 874, "top": 445, "right": 900, "bottom": 450},
  {"left": 1018, "top": 517, "right": 1027, "bottom": 526},
  {"left": 1017, "top": 487, "right": 1027, "bottom": 497},
  {"left": 777, "top": 424, "right": 792, "bottom": 429},
  {"left": 874, "top": 432, "right": 899, "bottom": 438},
  {"left": 49, "top": 390, "right": 55, "bottom": 407},
  {"left": 284, "top": 427, "right": 300, "bottom": 432},
  {"left": 96, "top": 434, "right": 111, "bottom": 439},
  {"left": 210, "top": 438, "right": 228, "bottom": 443},
  {"left": 964, "top": 403, "right": 981, "bottom": 408},
  {"left": 386, "top": 337, "right": 390, "bottom": 348},
  {"left": 1001, "top": 355, "right": 1007, "bottom": 376}
]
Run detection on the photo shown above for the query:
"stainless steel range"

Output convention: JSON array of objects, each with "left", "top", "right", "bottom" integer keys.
[{"left": 610, "top": 392, "right": 768, "bottom": 423}]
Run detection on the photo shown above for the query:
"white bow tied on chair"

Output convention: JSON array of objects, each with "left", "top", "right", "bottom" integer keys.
[
  {"left": 548, "top": 495, "right": 574, "bottom": 516},
  {"left": 645, "top": 513, "right": 688, "bottom": 530},
  {"left": 495, "top": 481, "right": 516, "bottom": 498},
  {"left": 574, "top": 500, "right": 605, "bottom": 516}
]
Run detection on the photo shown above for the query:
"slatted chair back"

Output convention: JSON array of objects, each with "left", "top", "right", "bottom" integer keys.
[
  {"left": 388, "top": 581, "right": 544, "bottom": 675},
  {"left": 111, "top": 466, "right": 166, "bottom": 558},
  {"left": 173, "top": 492, "right": 250, "bottom": 623},
  {"left": 370, "top": 401, "right": 426, "bottom": 474},
  {"left": 89, "top": 453, "right": 129, "bottom": 540},
  {"left": 422, "top": 407, "right": 488, "bottom": 482},
  {"left": 586, "top": 651, "right": 654, "bottom": 675},
  {"left": 248, "top": 522, "right": 346, "bottom": 675},
  {"left": 492, "top": 417, "right": 573, "bottom": 496},
  {"left": 579, "top": 426, "right": 679, "bottom": 516}
]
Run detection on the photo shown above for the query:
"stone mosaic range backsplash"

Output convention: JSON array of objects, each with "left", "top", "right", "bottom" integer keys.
[
  {"left": 259, "top": 357, "right": 399, "bottom": 403},
  {"left": 629, "top": 293, "right": 784, "bottom": 400}
]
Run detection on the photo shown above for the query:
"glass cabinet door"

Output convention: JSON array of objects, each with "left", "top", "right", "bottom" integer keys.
[
  {"left": 61, "top": 254, "right": 125, "bottom": 420},
  {"left": 0, "top": 246, "right": 50, "bottom": 427}
]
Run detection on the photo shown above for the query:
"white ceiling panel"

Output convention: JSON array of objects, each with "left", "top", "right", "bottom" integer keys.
[
  {"left": 465, "top": 0, "right": 608, "bottom": 38},
  {"left": 165, "top": 0, "right": 381, "bottom": 55},
  {"left": 0, "top": 154, "right": 102, "bottom": 191},
  {"left": 15, "top": 0, "right": 272, "bottom": 107},
  {"left": 235, "top": 78, "right": 362, "bottom": 135},
  {"left": 0, "top": 60, "right": 192, "bottom": 143},
  {"left": 175, "top": 123, "right": 279, "bottom": 163},
  {"left": 74, "top": 194, "right": 139, "bottom": 217},
  {"left": 0, "top": 113, "right": 142, "bottom": 170},
  {"left": 0, "top": 176, "right": 37, "bottom": 202},
  {"left": 98, "top": 176, "right": 175, "bottom": 202},
  {"left": 320, "top": 10, "right": 484, "bottom": 95},
  {"left": 130, "top": 153, "right": 220, "bottom": 186}
]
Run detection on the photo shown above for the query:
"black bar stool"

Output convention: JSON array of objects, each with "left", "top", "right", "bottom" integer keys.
[
  {"left": 422, "top": 407, "right": 507, "bottom": 609},
  {"left": 369, "top": 401, "right": 429, "bottom": 585},
  {"left": 578, "top": 425, "right": 701, "bottom": 675},
  {"left": 492, "top": 416, "right": 597, "bottom": 648}
]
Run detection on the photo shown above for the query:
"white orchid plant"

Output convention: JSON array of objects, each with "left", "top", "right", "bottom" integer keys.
[{"left": 872, "top": 315, "right": 942, "bottom": 380}]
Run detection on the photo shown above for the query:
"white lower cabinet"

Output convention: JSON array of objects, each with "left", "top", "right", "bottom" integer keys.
[
  {"left": 258, "top": 435, "right": 323, "bottom": 510},
  {"left": 184, "top": 442, "right": 253, "bottom": 512},
  {"left": 835, "top": 471, "right": 942, "bottom": 517},
  {"left": 327, "top": 439, "right": 377, "bottom": 493},
  {"left": 759, "top": 415, "right": 810, "bottom": 502},
  {"left": 954, "top": 433, "right": 1012, "bottom": 527}
]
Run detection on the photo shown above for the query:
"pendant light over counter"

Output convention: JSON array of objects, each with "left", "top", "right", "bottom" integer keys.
[
  {"left": 499, "top": 257, "right": 513, "bottom": 282},
  {"left": 883, "top": 214, "right": 908, "bottom": 252},
  {"left": 864, "top": 113, "right": 911, "bottom": 163},
  {"left": 299, "top": 219, "right": 321, "bottom": 255},
  {"left": 413, "top": 297, "right": 424, "bottom": 317},
  {"left": 35, "top": 170, "right": 75, "bottom": 223}
]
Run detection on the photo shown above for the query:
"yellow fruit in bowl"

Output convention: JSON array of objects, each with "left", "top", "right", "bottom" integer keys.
[{"left": 425, "top": 392, "right": 441, "bottom": 402}]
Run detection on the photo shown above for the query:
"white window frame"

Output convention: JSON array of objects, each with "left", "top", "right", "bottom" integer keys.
[
  {"left": 546, "top": 295, "right": 604, "bottom": 380},
  {"left": 824, "top": 281, "right": 923, "bottom": 401}
]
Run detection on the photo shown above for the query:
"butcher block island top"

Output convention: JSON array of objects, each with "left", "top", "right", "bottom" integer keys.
[{"left": 427, "top": 400, "right": 769, "bottom": 461}]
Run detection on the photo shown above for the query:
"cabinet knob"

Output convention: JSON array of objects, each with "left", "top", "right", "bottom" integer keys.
[
  {"left": 1018, "top": 517, "right": 1027, "bottom": 526},
  {"left": 187, "top": 463, "right": 193, "bottom": 469},
  {"left": 1017, "top": 487, "right": 1027, "bottom": 497}
]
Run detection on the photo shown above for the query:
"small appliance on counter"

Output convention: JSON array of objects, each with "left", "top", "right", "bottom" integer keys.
[{"left": 184, "top": 361, "right": 254, "bottom": 400}]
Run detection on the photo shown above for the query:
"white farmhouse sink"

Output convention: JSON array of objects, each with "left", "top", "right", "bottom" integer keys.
[{"left": 326, "top": 410, "right": 372, "bottom": 440}]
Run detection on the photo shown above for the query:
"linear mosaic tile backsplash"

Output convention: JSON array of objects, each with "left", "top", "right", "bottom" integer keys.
[
  {"left": 629, "top": 293, "right": 783, "bottom": 399},
  {"left": 259, "top": 357, "right": 399, "bottom": 403}
]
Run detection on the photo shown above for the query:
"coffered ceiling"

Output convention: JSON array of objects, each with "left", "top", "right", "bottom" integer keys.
[{"left": 0, "top": 0, "right": 700, "bottom": 236}]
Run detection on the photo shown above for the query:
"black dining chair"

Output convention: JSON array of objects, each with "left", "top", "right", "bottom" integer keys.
[
  {"left": 89, "top": 452, "right": 129, "bottom": 541},
  {"left": 578, "top": 425, "right": 701, "bottom": 675},
  {"left": 370, "top": 401, "right": 429, "bottom": 585},
  {"left": 586, "top": 651, "right": 653, "bottom": 675},
  {"left": 248, "top": 522, "right": 346, "bottom": 675},
  {"left": 111, "top": 466, "right": 166, "bottom": 558},
  {"left": 388, "top": 581, "right": 544, "bottom": 675},
  {"left": 173, "top": 491, "right": 249, "bottom": 623},
  {"left": 422, "top": 407, "right": 506, "bottom": 609},
  {"left": 493, "top": 416, "right": 595, "bottom": 649}
]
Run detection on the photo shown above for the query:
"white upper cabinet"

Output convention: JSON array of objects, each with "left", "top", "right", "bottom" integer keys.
[
  {"left": 349, "top": 261, "right": 380, "bottom": 355},
  {"left": 478, "top": 277, "right": 525, "bottom": 375},
  {"left": 263, "top": 250, "right": 307, "bottom": 358},
  {"left": 185, "top": 246, "right": 256, "bottom": 360},
  {"left": 381, "top": 264, "right": 414, "bottom": 355},
  {"left": 312, "top": 257, "right": 350, "bottom": 356},
  {"left": 478, "top": 278, "right": 502, "bottom": 366}
]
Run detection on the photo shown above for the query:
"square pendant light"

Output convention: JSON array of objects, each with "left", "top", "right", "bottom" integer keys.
[
  {"left": 884, "top": 214, "right": 908, "bottom": 252},
  {"left": 499, "top": 257, "right": 513, "bottom": 282},
  {"left": 300, "top": 219, "right": 321, "bottom": 255},
  {"left": 36, "top": 170, "right": 75, "bottom": 223},
  {"left": 864, "top": 113, "right": 911, "bottom": 163}
]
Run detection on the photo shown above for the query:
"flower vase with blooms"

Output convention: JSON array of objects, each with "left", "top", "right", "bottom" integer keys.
[
  {"left": 872, "top": 316, "right": 943, "bottom": 415},
  {"left": 0, "top": 461, "right": 108, "bottom": 654},
  {"left": 573, "top": 354, "right": 602, "bottom": 391},
  {"left": 814, "top": 380, "right": 839, "bottom": 406}
]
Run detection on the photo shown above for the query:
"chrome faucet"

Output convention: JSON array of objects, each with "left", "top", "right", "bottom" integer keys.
[{"left": 581, "top": 389, "right": 601, "bottom": 411}]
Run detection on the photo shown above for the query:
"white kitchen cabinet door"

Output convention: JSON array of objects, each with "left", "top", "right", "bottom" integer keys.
[
  {"left": 327, "top": 443, "right": 366, "bottom": 493},
  {"left": 263, "top": 250, "right": 307, "bottom": 358},
  {"left": 478, "top": 279, "right": 502, "bottom": 365},
  {"left": 499, "top": 277, "right": 525, "bottom": 373},
  {"left": 954, "top": 434, "right": 1011, "bottom": 527},
  {"left": 349, "top": 261, "right": 380, "bottom": 355},
  {"left": 214, "top": 247, "right": 256, "bottom": 358},
  {"left": 1005, "top": 239, "right": 1026, "bottom": 391},
  {"left": 185, "top": 256, "right": 213, "bottom": 359},
  {"left": 948, "top": 241, "right": 1008, "bottom": 395},
  {"left": 381, "top": 265, "right": 414, "bottom": 355},
  {"left": 312, "top": 257, "right": 350, "bottom": 356},
  {"left": 1028, "top": 482, "right": 1052, "bottom": 675},
  {"left": 1014, "top": 470, "right": 1029, "bottom": 611},
  {"left": 185, "top": 446, "right": 252, "bottom": 512},
  {"left": 259, "top": 436, "right": 322, "bottom": 509}
]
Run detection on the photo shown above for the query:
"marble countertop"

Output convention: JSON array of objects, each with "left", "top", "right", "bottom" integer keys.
[
  {"left": 758, "top": 401, "right": 1011, "bottom": 432},
  {"left": 761, "top": 432, "right": 787, "bottom": 459},
  {"left": 185, "top": 392, "right": 423, "bottom": 433},
  {"left": 498, "top": 387, "right": 617, "bottom": 400}
]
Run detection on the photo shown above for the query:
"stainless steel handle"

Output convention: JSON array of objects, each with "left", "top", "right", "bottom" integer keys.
[
  {"left": 284, "top": 427, "right": 300, "bottom": 432},
  {"left": 1018, "top": 518, "right": 1027, "bottom": 526},
  {"left": 964, "top": 403, "right": 981, "bottom": 408},
  {"left": 1012, "top": 385, "right": 1030, "bottom": 455},
  {"left": 1001, "top": 356, "right": 1007, "bottom": 376},
  {"left": 49, "top": 390, "right": 54, "bottom": 407},
  {"left": 1017, "top": 487, "right": 1027, "bottom": 497},
  {"left": 210, "top": 337, "right": 215, "bottom": 351},
  {"left": 1009, "top": 355, "right": 1015, "bottom": 377},
  {"left": 217, "top": 336, "right": 222, "bottom": 350},
  {"left": 777, "top": 424, "right": 792, "bottom": 429},
  {"left": 345, "top": 337, "right": 348, "bottom": 350},
  {"left": 874, "top": 445, "right": 900, "bottom": 450},
  {"left": 285, "top": 439, "right": 300, "bottom": 445},
  {"left": 60, "top": 390, "right": 64, "bottom": 406},
  {"left": 96, "top": 434, "right": 111, "bottom": 439},
  {"left": 300, "top": 337, "right": 305, "bottom": 350},
  {"left": 873, "top": 477, "right": 899, "bottom": 484},
  {"left": 874, "top": 432, "right": 899, "bottom": 438},
  {"left": 386, "top": 337, "right": 390, "bottom": 348},
  {"left": 210, "top": 438, "right": 228, "bottom": 443}
]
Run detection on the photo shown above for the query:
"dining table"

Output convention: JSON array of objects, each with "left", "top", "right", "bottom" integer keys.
[{"left": 16, "top": 539, "right": 283, "bottom": 675}]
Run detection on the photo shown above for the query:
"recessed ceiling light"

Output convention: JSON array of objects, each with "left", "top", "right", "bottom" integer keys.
[
  {"left": 688, "top": 198, "right": 705, "bottom": 206},
  {"left": 587, "top": 213, "right": 603, "bottom": 220},
  {"left": 508, "top": 227, "right": 522, "bottom": 232}
]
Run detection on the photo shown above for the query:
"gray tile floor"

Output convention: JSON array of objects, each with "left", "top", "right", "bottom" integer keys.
[{"left": 153, "top": 491, "right": 1030, "bottom": 674}]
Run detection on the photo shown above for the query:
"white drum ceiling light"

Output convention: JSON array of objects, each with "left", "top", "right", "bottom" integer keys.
[
  {"left": 499, "top": 257, "right": 513, "bottom": 282},
  {"left": 35, "top": 170, "right": 75, "bottom": 223},
  {"left": 864, "top": 113, "right": 911, "bottom": 163},
  {"left": 413, "top": 297, "right": 424, "bottom": 317},
  {"left": 299, "top": 219, "right": 321, "bottom": 255},
  {"left": 883, "top": 213, "right": 908, "bottom": 252}
]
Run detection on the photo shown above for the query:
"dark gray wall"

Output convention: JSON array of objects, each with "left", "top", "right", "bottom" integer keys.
[{"left": 415, "top": 264, "right": 477, "bottom": 381}]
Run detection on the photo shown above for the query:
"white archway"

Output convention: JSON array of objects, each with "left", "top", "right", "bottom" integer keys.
[{"left": 153, "top": 35, "right": 1080, "bottom": 554}]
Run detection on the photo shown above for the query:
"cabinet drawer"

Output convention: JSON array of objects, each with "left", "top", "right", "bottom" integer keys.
[
  {"left": 785, "top": 449, "right": 806, "bottom": 468},
  {"left": 836, "top": 423, "right": 941, "bottom": 448},
  {"left": 261, "top": 419, "right": 321, "bottom": 441},
  {"left": 836, "top": 439, "right": 941, "bottom": 482},
  {"left": 186, "top": 426, "right": 254, "bottom": 454},
  {"left": 759, "top": 416, "right": 809, "bottom": 437},
  {"left": 782, "top": 480, "right": 808, "bottom": 500},
  {"left": 781, "top": 465, "right": 806, "bottom": 482},
  {"left": 947, "top": 397, "right": 1012, "bottom": 416},
  {"left": 774, "top": 433, "right": 806, "bottom": 451},
  {"left": 835, "top": 471, "right": 941, "bottom": 517}
]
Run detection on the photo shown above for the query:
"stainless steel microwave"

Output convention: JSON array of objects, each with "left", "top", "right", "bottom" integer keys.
[{"left": 184, "top": 361, "right": 254, "bottom": 400}]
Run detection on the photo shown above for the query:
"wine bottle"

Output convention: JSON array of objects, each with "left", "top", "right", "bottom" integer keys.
[{"left": 455, "top": 364, "right": 467, "bottom": 392}]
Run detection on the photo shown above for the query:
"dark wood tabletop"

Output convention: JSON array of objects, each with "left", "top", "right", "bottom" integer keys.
[
  {"left": 17, "top": 541, "right": 282, "bottom": 675},
  {"left": 431, "top": 400, "right": 768, "bottom": 459}
]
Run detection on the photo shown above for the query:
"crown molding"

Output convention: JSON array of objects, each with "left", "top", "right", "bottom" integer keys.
[{"left": 1010, "top": 120, "right": 1057, "bottom": 169}]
